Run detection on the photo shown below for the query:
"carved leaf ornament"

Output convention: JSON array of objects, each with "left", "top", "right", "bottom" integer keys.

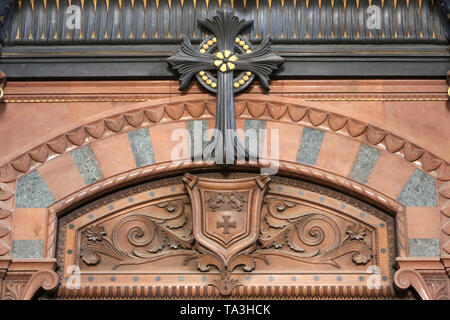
[
  {"left": 81, "top": 199, "right": 194, "bottom": 269},
  {"left": 79, "top": 174, "right": 374, "bottom": 296}
]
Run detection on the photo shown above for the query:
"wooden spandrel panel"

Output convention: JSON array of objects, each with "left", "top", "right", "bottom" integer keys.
[{"left": 56, "top": 173, "right": 397, "bottom": 299}]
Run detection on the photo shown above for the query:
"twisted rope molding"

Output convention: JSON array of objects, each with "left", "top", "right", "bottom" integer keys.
[
  {"left": 1, "top": 97, "right": 449, "bottom": 183},
  {"left": 44, "top": 159, "right": 408, "bottom": 259}
]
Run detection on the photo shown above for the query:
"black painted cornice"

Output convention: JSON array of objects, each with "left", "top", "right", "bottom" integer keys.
[
  {"left": 1, "top": 43, "right": 448, "bottom": 79},
  {"left": 0, "top": 0, "right": 449, "bottom": 79},
  {"left": 1, "top": 0, "right": 448, "bottom": 45}
]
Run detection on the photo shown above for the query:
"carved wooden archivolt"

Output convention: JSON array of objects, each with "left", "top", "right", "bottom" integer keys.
[{"left": 54, "top": 173, "right": 400, "bottom": 299}]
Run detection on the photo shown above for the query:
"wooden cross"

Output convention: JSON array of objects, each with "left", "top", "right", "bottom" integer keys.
[
  {"left": 167, "top": 8, "right": 284, "bottom": 165},
  {"left": 216, "top": 215, "right": 237, "bottom": 234}
]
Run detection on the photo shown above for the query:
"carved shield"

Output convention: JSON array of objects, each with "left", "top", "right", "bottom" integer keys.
[{"left": 183, "top": 173, "right": 271, "bottom": 267}]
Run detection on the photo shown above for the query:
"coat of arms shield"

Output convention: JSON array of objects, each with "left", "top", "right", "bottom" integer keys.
[{"left": 183, "top": 173, "right": 271, "bottom": 268}]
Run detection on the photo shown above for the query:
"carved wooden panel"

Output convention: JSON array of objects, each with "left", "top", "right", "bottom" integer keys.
[
  {"left": 55, "top": 173, "right": 399, "bottom": 299},
  {"left": 4, "top": 0, "right": 446, "bottom": 45}
]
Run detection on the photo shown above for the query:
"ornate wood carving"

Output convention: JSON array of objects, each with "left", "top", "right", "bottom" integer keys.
[
  {"left": 393, "top": 258, "right": 450, "bottom": 300},
  {"left": 55, "top": 173, "right": 398, "bottom": 299},
  {"left": 168, "top": 9, "right": 283, "bottom": 164},
  {"left": 256, "top": 198, "right": 373, "bottom": 268},
  {"left": 423, "top": 272, "right": 450, "bottom": 300},
  {"left": 1, "top": 270, "right": 59, "bottom": 300},
  {"left": 2, "top": 278, "right": 27, "bottom": 300},
  {"left": 20, "top": 270, "right": 59, "bottom": 300},
  {"left": 80, "top": 199, "right": 194, "bottom": 269},
  {"left": 394, "top": 269, "right": 433, "bottom": 300},
  {"left": 394, "top": 267, "right": 450, "bottom": 300},
  {"left": 182, "top": 173, "right": 270, "bottom": 294},
  {"left": 43, "top": 158, "right": 409, "bottom": 260},
  {"left": 3, "top": 0, "right": 446, "bottom": 45}
]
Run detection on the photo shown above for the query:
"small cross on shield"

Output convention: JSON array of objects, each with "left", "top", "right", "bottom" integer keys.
[
  {"left": 217, "top": 215, "right": 236, "bottom": 235},
  {"left": 183, "top": 173, "right": 271, "bottom": 268}
]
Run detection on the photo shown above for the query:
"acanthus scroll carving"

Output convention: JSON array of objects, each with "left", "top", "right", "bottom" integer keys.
[
  {"left": 80, "top": 199, "right": 194, "bottom": 269},
  {"left": 2, "top": 281, "right": 26, "bottom": 300},
  {"left": 2, "top": 270, "right": 59, "bottom": 300},
  {"left": 65, "top": 174, "right": 394, "bottom": 298},
  {"left": 255, "top": 198, "right": 373, "bottom": 268},
  {"left": 426, "top": 279, "right": 449, "bottom": 300},
  {"left": 394, "top": 269, "right": 433, "bottom": 300}
]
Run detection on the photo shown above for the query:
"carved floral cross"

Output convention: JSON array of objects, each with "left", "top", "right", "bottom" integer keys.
[{"left": 167, "top": 9, "right": 284, "bottom": 165}]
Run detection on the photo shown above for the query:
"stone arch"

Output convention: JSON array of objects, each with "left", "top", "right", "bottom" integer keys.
[
  {"left": 1, "top": 94, "right": 449, "bottom": 182},
  {"left": 0, "top": 94, "right": 449, "bottom": 299}
]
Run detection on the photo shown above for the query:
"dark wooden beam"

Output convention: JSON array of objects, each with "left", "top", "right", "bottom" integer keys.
[{"left": 1, "top": 44, "right": 448, "bottom": 80}]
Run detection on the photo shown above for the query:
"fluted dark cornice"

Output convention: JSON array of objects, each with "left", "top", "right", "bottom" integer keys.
[
  {"left": 1, "top": 0, "right": 448, "bottom": 46},
  {"left": 0, "top": 0, "right": 448, "bottom": 79}
]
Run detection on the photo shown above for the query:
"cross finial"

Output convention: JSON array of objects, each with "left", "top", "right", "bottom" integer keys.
[{"left": 167, "top": 9, "right": 284, "bottom": 165}]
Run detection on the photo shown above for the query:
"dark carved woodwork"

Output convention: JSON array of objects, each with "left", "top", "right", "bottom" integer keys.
[
  {"left": 439, "top": 0, "right": 450, "bottom": 39},
  {"left": 55, "top": 173, "right": 399, "bottom": 299},
  {"left": 1, "top": 1, "right": 448, "bottom": 79},
  {"left": 2, "top": 0, "right": 447, "bottom": 45},
  {"left": 168, "top": 9, "right": 283, "bottom": 164},
  {"left": 0, "top": 0, "right": 15, "bottom": 45},
  {"left": 0, "top": 69, "right": 5, "bottom": 101}
]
